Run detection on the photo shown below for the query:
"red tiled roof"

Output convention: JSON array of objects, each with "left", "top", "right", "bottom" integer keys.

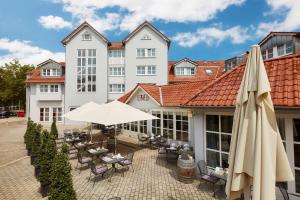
[
  {"left": 109, "top": 42, "right": 124, "bottom": 48},
  {"left": 118, "top": 80, "right": 211, "bottom": 106},
  {"left": 168, "top": 60, "right": 224, "bottom": 83},
  {"left": 185, "top": 53, "right": 300, "bottom": 107},
  {"left": 25, "top": 59, "right": 65, "bottom": 84}
]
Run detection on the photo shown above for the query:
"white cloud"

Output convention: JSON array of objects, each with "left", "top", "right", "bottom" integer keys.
[
  {"left": 256, "top": 0, "right": 300, "bottom": 36},
  {"left": 38, "top": 15, "right": 72, "bottom": 30},
  {"left": 0, "top": 38, "right": 64, "bottom": 66},
  {"left": 48, "top": 0, "right": 245, "bottom": 32},
  {"left": 172, "top": 26, "right": 250, "bottom": 47}
]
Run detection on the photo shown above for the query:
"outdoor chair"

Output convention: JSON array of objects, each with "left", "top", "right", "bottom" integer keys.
[
  {"left": 118, "top": 152, "right": 134, "bottom": 176},
  {"left": 76, "top": 152, "right": 92, "bottom": 173},
  {"left": 88, "top": 161, "right": 110, "bottom": 185},
  {"left": 138, "top": 134, "right": 148, "bottom": 146},
  {"left": 277, "top": 183, "right": 289, "bottom": 200},
  {"left": 197, "top": 160, "right": 220, "bottom": 197}
]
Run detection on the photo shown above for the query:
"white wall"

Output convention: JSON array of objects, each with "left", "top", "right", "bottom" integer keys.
[
  {"left": 65, "top": 27, "right": 108, "bottom": 123},
  {"left": 124, "top": 26, "right": 168, "bottom": 92}
]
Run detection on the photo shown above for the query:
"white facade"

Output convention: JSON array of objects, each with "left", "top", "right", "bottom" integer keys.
[{"left": 63, "top": 21, "right": 169, "bottom": 120}]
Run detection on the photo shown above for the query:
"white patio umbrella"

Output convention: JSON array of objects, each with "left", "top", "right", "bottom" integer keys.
[
  {"left": 225, "top": 45, "right": 294, "bottom": 200},
  {"left": 64, "top": 100, "right": 158, "bottom": 152}
]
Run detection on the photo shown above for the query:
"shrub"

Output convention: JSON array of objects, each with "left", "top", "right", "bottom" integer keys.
[
  {"left": 38, "top": 130, "right": 57, "bottom": 186},
  {"left": 61, "top": 143, "right": 69, "bottom": 154},
  {"left": 48, "top": 151, "right": 76, "bottom": 200},
  {"left": 31, "top": 124, "right": 42, "bottom": 166},
  {"left": 24, "top": 119, "right": 33, "bottom": 149},
  {"left": 50, "top": 120, "right": 58, "bottom": 139}
]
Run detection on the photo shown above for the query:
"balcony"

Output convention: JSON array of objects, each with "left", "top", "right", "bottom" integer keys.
[
  {"left": 38, "top": 93, "right": 62, "bottom": 101},
  {"left": 108, "top": 57, "right": 125, "bottom": 65}
]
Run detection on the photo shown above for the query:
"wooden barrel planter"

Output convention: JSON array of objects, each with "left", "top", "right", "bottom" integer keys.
[{"left": 177, "top": 155, "right": 195, "bottom": 183}]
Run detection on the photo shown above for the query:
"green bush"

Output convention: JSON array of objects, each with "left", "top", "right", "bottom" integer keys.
[
  {"left": 24, "top": 119, "right": 33, "bottom": 149},
  {"left": 50, "top": 120, "right": 58, "bottom": 139},
  {"left": 48, "top": 151, "right": 76, "bottom": 200},
  {"left": 31, "top": 124, "right": 42, "bottom": 166},
  {"left": 38, "top": 130, "right": 57, "bottom": 186},
  {"left": 61, "top": 143, "right": 69, "bottom": 154}
]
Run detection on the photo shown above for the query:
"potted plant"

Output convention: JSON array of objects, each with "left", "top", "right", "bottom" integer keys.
[
  {"left": 24, "top": 119, "right": 34, "bottom": 155},
  {"left": 50, "top": 119, "right": 58, "bottom": 139},
  {"left": 31, "top": 124, "right": 42, "bottom": 165},
  {"left": 48, "top": 148, "right": 76, "bottom": 200},
  {"left": 24, "top": 118, "right": 32, "bottom": 145},
  {"left": 38, "top": 130, "right": 57, "bottom": 197}
]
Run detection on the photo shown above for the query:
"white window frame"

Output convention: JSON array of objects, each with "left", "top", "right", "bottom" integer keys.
[
  {"left": 52, "top": 107, "right": 62, "bottom": 122},
  {"left": 42, "top": 69, "right": 51, "bottom": 76},
  {"left": 108, "top": 50, "right": 125, "bottom": 58},
  {"left": 109, "top": 67, "right": 125, "bottom": 76},
  {"left": 82, "top": 32, "right": 92, "bottom": 41},
  {"left": 77, "top": 49, "right": 96, "bottom": 92},
  {"left": 175, "top": 112, "right": 189, "bottom": 141},
  {"left": 109, "top": 84, "right": 125, "bottom": 93},
  {"left": 40, "top": 107, "right": 50, "bottom": 122},
  {"left": 136, "top": 65, "right": 156, "bottom": 76},
  {"left": 175, "top": 67, "right": 196, "bottom": 76},
  {"left": 204, "top": 114, "right": 233, "bottom": 168},
  {"left": 40, "top": 85, "right": 49, "bottom": 93},
  {"left": 136, "top": 48, "right": 156, "bottom": 58}
]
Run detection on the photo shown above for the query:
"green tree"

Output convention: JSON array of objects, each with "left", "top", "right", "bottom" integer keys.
[
  {"left": 48, "top": 151, "right": 76, "bottom": 200},
  {"left": 31, "top": 124, "right": 42, "bottom": 166},
  {"left": 0, "top": 60, "right": 34, "bottom": 108},
  {"left": 50, "top": 119, "right": 58, "bottom": 139},
  {"left": 38, "top": 130, "right": 57, "bottom": 186},
  {"left": 24, "top": 118, "right": 33, "bottom": 148}
]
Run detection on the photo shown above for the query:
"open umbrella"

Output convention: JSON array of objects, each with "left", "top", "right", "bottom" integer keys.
[
  {"left": 64, "top": 100, "right": 158, "bottom": 153},
  {"left": 225, "top": 45, "right": 294, "bottom": 199}
]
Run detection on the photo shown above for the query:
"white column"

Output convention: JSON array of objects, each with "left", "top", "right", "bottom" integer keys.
[{"left": 193, "top": 112, "right": 205, "bottom": 163}]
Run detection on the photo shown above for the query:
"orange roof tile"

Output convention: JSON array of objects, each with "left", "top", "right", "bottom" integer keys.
[
  {"left": 118, "top": 80, "right": 211, "bottom": 106},
  {"left": 109, "top": 42, "right": 124, "bottom": 48},
  {"left": 168, "top": 60, "right": 224, "bottom": 83},
  {"left": 185, "top": 53, "right": 300, "bottom": 108},
  {"left": 25, "top": 60, "right": 65, "bottom": 84}
]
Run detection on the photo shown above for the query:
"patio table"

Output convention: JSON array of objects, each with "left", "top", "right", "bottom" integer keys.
[
  {"left": 66, "top": 137, "right": 81, "bottom": 147},
  {"left": 88, "top": 148, "right": 108, "bottom": 160},
  {"left": 210, "top": 168, "right": 228, "bottom": 182},
  {"left": 101, "top": 154, "right": 125, "bottom": 172}
]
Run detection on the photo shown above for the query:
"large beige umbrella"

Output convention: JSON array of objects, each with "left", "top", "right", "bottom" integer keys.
[{"left": 225, "top": 45, "right": 294, "bottom": 200}]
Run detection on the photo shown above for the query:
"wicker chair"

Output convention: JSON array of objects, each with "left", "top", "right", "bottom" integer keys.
[
  {"left": 89, "top": 161, "right": 110, "bottom": 185},
  {"left": 138, "top": 134, "right": 148, "bottom": 146},
  {"left": 197, "top": 160, "right": 220, "bottom": 197},
  {"left": 118, "top": 152, "right": 134, "bottom": 176},
  {"left": 76, "top": 152, "right": 92, "bottom": 173}
]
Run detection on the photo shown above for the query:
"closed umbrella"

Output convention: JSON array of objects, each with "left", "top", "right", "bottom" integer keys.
[{"left": 225, "top": 45, "right": 294, "bottom": 200}]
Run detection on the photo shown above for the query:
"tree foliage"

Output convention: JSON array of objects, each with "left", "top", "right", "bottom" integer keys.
[
  {"left": 38, "top": 130, "right": 57, "bottom": 185},
  {"left": 24, "top": 118, "right": 33, "bottom": 148},
  {"left": 48, "top": 151, "right": 76, "bottom": 200},
  {"left": 31, "top": 124, "right": 42, "bottom": 166},
  {"left": 0, "top": 60, "right": 34, "bottom": 108},
  {"left": 50, "top": 120, "right": 58, "bottom": 139}
]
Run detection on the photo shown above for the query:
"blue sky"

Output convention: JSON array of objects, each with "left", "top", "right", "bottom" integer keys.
[{"left": 0, "top": 0, "right": 299, "bottom": 65}]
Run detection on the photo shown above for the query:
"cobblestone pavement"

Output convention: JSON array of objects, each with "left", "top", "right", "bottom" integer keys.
[{"left": 0, "top": 120, "right": 225, "bottom": 200}]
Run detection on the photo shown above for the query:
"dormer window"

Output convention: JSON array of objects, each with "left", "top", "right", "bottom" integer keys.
[
  {"left": 175, "top": 66, "right": 195, "bottom": 76},
  {"left": 142, "top": 34, "right": 151, "bottom": 40},
  {"left": 205, "top": 69, "right": 213, "bottom": 75},
  {"left": 42, "top": 68, "right": 60, "bottom": 77},
  {"left": 42, "top": 69, "right": 50, "bottom": 76},
  {"left": 82, "top": 32, "right": 92, "bottom": 41}
]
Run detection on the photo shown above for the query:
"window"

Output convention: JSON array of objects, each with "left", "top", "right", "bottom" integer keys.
[
  {"left": 123, "top": 123, "right": 130, "bottom": 130},
  {"left": 262, "top": 50, "right": 267, "bottom": 60},
  {"left": 176, "top": 112, "right": 189, "bottom": 141},
  {"left": 42, "top": 69, "right": 51, "bottom": 76},
  {"left": 82, "top": 33, "right": 92, "bottom": 41},
  {"left": 136, "top": 65, "right": 156, "bottom": 75},
  {"left": 175, "top": 67, "right": 195, "bottom": 76},
  {"left": 109, "top": 84, "right": 125, "bottom": 93},
  {"left": 52, "top": 107, "right": 62, "bottom": 122},
  {"left": 137, "top": 48, "right": 155, "bottom": 58},
  {"left": 205, "top": 115, "right": 233, "bottom": 168},
  {"left": 108, "top": 50, "right": 125, "bottom": 58},
  {"left": 286, "top": 41, "right": 293, "bottom": 54},
  {"left": 277, "top": 44, "right": 285, "bottom": 56},
  {"left": 40, "top": 107, "right": 49, "bottom": 122},
  {"left": 50, "top": 85, "right": 59, "bottom": 93},
  {"left": 40, "top": 85, "right": 48, "bottom": 93},
  {"left": 52, "top": 69, "right": 60, "bottom": 76},
  {"left": 142, "top": 34, "right": 151, "bottom": 40},
  {"left": 140, "top": 120, "right": 147, "bottom": 134},
  {"left": 163, "top": 112, "right": 174, "bottom": 139},
  {"left": 77, "top": 49, "right": 96, "bottom": 92},
  {"left": 205, "top": 69, "right": 213, "bottom": 76},
  {"left": 152, "top": 111, "right": 161, "bottom": 135},
  {"left": 109, "top": 67, "right": 125, "bottom": 76},
  {"left": 293, "top": 119, "right": 300, "bottom": 193},
  {"left": 267, "top": 48, "right": 273, "bottom": 59},
  {"left": 130, "top": 121, "right": 138, "bottom": 132}
]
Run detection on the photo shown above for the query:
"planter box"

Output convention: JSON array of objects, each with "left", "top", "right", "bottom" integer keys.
[{"left": 40, "top": 183, "right": 50, "bottom": 197}]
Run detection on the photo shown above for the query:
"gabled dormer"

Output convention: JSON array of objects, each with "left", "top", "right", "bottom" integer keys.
[
  {"left": 38, "top": 59, "right": 63, "bottom": 77},
  {"left": 173, "top": 58, "right": 198, "bottom": 76}
]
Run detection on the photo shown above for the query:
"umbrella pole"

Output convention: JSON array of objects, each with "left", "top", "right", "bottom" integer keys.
[
  {"left": 114, "top": 125, "right": 117, "bottom": 154},
  {"left": 89, "top": 123, "right": 92, "bottom": 143}
]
